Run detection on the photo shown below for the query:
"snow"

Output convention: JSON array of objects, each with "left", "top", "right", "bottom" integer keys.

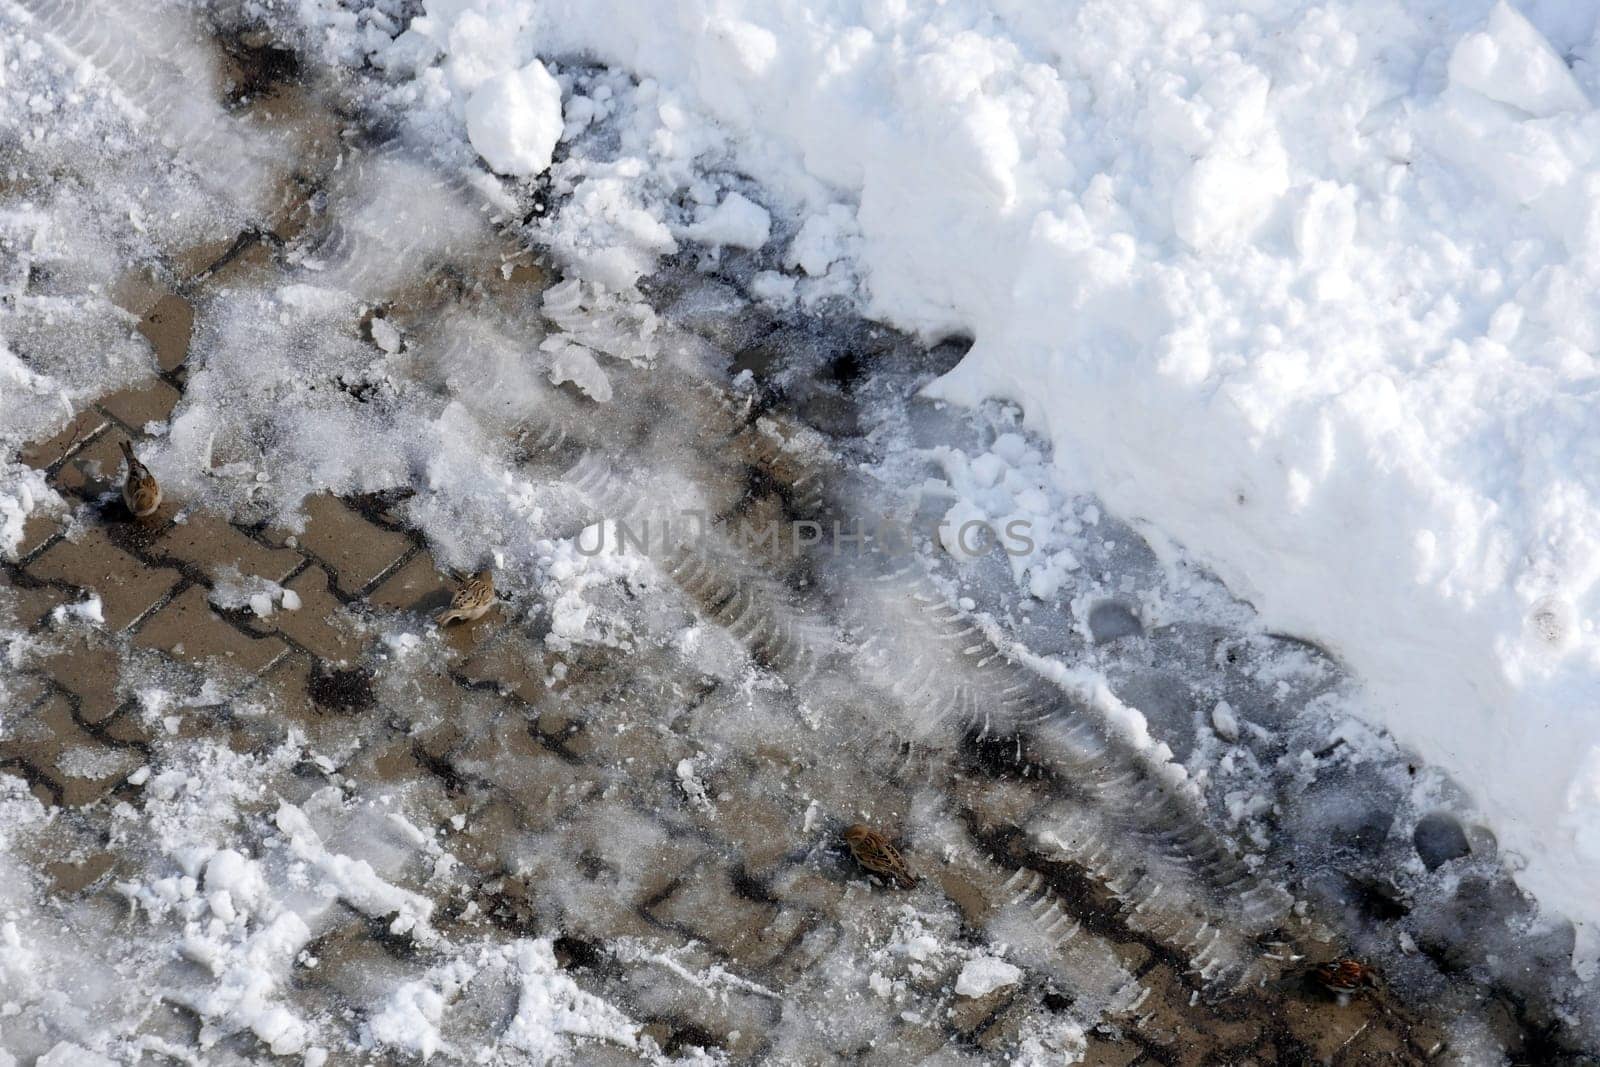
[
  {"left": 679, "top": 192, "right": 772, "bottom": 250},
  {"left": 6, "top": 0, "right": 1600, "bottom": 1055},
  {"left": 502, "top": 939, "right": 641, "bottom": 1060},
  {"left": 954, "top": 956, "right": 1022, "bottom": 998},
  {"left": 1449, "top": 2, "right": 1590, "bottom": 117},
  {"left": 357, "top": 0, "right": 1600, "bottom": 957},
  {"left": 465, "top": 61, "right": 565, "bottom": 177}
]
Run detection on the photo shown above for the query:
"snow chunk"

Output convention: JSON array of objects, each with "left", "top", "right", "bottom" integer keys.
[
  {"left": 1211, "top": 701, "right": 1241, "bottom": 743},
  {"left": 275, "top": 801, "right": 435, "bottom": 940},
  {"left": 466, "top": 61, "right": 564, "bottom": 177},
  {"left": 955, "top": 956, "right": 1022, "bottom": 998},
  {"left": 543, "top": 337, "right": 613, "bottom": 402},
  {"left": 1448, "top": 3, "right": 1589, "bottom": 117},
  {"left": 502, "top": 939, "right": 640, "bottom": 1059},
  {"left": 370, "top": 316, "right": 402, "bottom": 354},
  {"left": 680, "top": 192, "right": 771, "bottom": 250}
]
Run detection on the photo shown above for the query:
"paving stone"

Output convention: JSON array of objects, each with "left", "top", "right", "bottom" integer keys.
[
  {"left": 710, "top": 791, "right": 804, "bottom": 881},
  {"left": 9, "top": 511, "right": 62, "bottom": 562},
  {"left": 19, "top": 409, "right": 108, "bottom": 471},
  {"left": 366, "top": 550, "right": 451, "bottom": 616},
  {"left": 646, "top": 862, "right": 780, "bottom": 962},
  {"left": 954, "top": 774, "right": 1054, "bottom": 835},
  {"left": 96, "top": 377, "right": 182, "bottom": 431},
  {"left": 45, "top": 851, "right": 117, "bottom": 895},
  {"left": 619, "top": 956, "right": 778, "bottom": 1062},
  {"left": 244, "top": 654, "right": 368, "bottom": 756},
  {"left": 151, "top": 512, "right": 303, "bottom": 585},
  {"left": 177, "top": 231, "right": 277, "bottom": 290},
  {"left": 0, "top": 693, "right": 140, "bottom": 807},
  {"left": 50, "top": 431, "right": 130, "bottom": 502},
  {"left": 28, "top": 526, "right": 181, "bottom": 631},
  {"left": 110, "top": 269, "right": 167, "bottom": 319},
  {"left": 170, "top": 234, "right": 246, "bottom": 284},
  {"left": 768, "top": 864, "right": 851, "bottom": 914},
  {"left": 937, "top": 866, "right": 997, "bottom": 927},
  {"left": 974, "top": 998, "right": 1041, "bottom": 1053},
  {"left": 133, "top": 584, "right": 288, "bottom": 674},
  {"left": 34, "top": 633, "right": 126, "bottom": 725},
  {"left": 136, "top": 292, "right": 195, "bottom": 372},
  {"left": 1077, "top": 1036, "right": 1144, "bottom": 1067},
  {"left": 767, "top": 918, "right": 844, "bottom": 986},
  {"left": 1127, "top": 965, "right": 1257, "bottom": 1065},
  {"left": 1271, "top": 992, "right": 1409, "bottom": 1065},
  {"left": 5, "top": 665, "right": 52, "bottom": 703},
  {"left": 0, "top": 578, "right": 70, "bottom": 630},
  {"left": 258, "top": 565, "right": 365, "bottom": 663},
  {"left": 453, "top": 715, "right": 603, "bottom": 830},
  {"left": 293, "top": 494, "right": 412, "bottom": 596},
  {"left": 454, "top": 629, "right": 549, "bottom": 705},
  {"left": 949, "top": 986, "right": 1013, "bottom": 1035}
]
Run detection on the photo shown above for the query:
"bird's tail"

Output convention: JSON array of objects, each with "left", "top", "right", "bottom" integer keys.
[{"left": 120, "top": 439, "right": 136, "bottom": 463}]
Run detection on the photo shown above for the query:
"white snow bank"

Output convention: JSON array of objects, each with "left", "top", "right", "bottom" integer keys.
[{"left": 367, "top": 0, "right": 1600, "bottom": 960}]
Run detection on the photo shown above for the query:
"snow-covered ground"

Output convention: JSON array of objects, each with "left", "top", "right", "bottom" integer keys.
[
  {"left": 281, "top": 0, "right": 1600, "bottom": 967},
  {"left": 4, "top": 0, "right": 1600, "bottom": 1060}
]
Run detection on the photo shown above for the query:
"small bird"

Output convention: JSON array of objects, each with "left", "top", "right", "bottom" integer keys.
[
  {"left": 842, "top": 824, "right": 917, "bottom": 889},
  {"left": 436, "top": 567, "right": 495, "bottom": 625},
  {"left": 1311, "top": 958, "right": 1381, "bottom": 999},
  {"left": 120, "top": 440, "right": 162, "bottom": 518}
]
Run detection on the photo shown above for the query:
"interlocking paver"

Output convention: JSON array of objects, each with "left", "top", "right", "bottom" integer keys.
[
  {"left": 151, "top": 513, "right": 302, "bottom": 585},
  {"left": 366, "top": 550, "right": 450, "bottom": 616},
  {"left": 174, "top": 231, "right": 275, "bottom": 290},
  {"left": 19, "top": 409, "right": 108, "bottom": 471},
  {"left": 291, "top": 494, "right": 412, "bottom": 596},
  {"left": 974, "top": 999, "right": 1040, "bottom": 1054},
  {"left": 455, "top": 630, "right": 550, "bottom": 705},
  {"left": 35, "top": 633, "right": 125, "bottom": 725},
  {"left": 452, "top": 714, "right": 603, "bottom": 830},
  {"left": 0, "top": 577, "right": 70, "bottom": 630},
  {"left": 28, "top": 526, "right": 181, "bottom": 631},
  {"left": 133, "top": 584, "right": 288, "bottom": 674},
  {"left": 96, "top": 378, "right": 182, "bottom": 432},
  {"left": 10, "top": 512, "right": 61, "bottom": 562},
  {"left": 0, "top": 693, "right": 140, "bottom": 807},
  {"left": 136, "top": 293, "right": 195, "bottom": 372},
  {"left": 50, "top": 431, "right": 130, "bottom": 502},
  {"left": 1077, "top": 1036, "right": 1143, "bottom": 1067},
  {"left": 45, "top": 851, "right": 117, "bottom": 895},
  {"left": 243, "top": 564, "right": 362, "bottom": 664},
  {"left": 705, "top": 791, "right": 801, "bottom": 881},
  {"left": 646, "top": 862, "right": 780, "bottom": 963},
  {"left": 768, "top": 864, "right": 851, "bottom": 914}
]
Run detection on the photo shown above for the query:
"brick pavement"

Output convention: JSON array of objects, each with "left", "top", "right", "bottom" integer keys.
[{"left": 0, "top": 239, "right": 1458, "bottom": 1059}]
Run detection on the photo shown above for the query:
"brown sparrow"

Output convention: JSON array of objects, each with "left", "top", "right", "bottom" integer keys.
[
  {"left": 1311, "top": 958, "right": 1380, "bottom": 998},
  {"left": 120, "top": 440, "right": 162, "bottom": 518},
  {"left": 436, "top": 568, "right": 495, "bottom": 625},
  {"left": 842, "top": 824, "right": 917, "bottom": 889}
]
